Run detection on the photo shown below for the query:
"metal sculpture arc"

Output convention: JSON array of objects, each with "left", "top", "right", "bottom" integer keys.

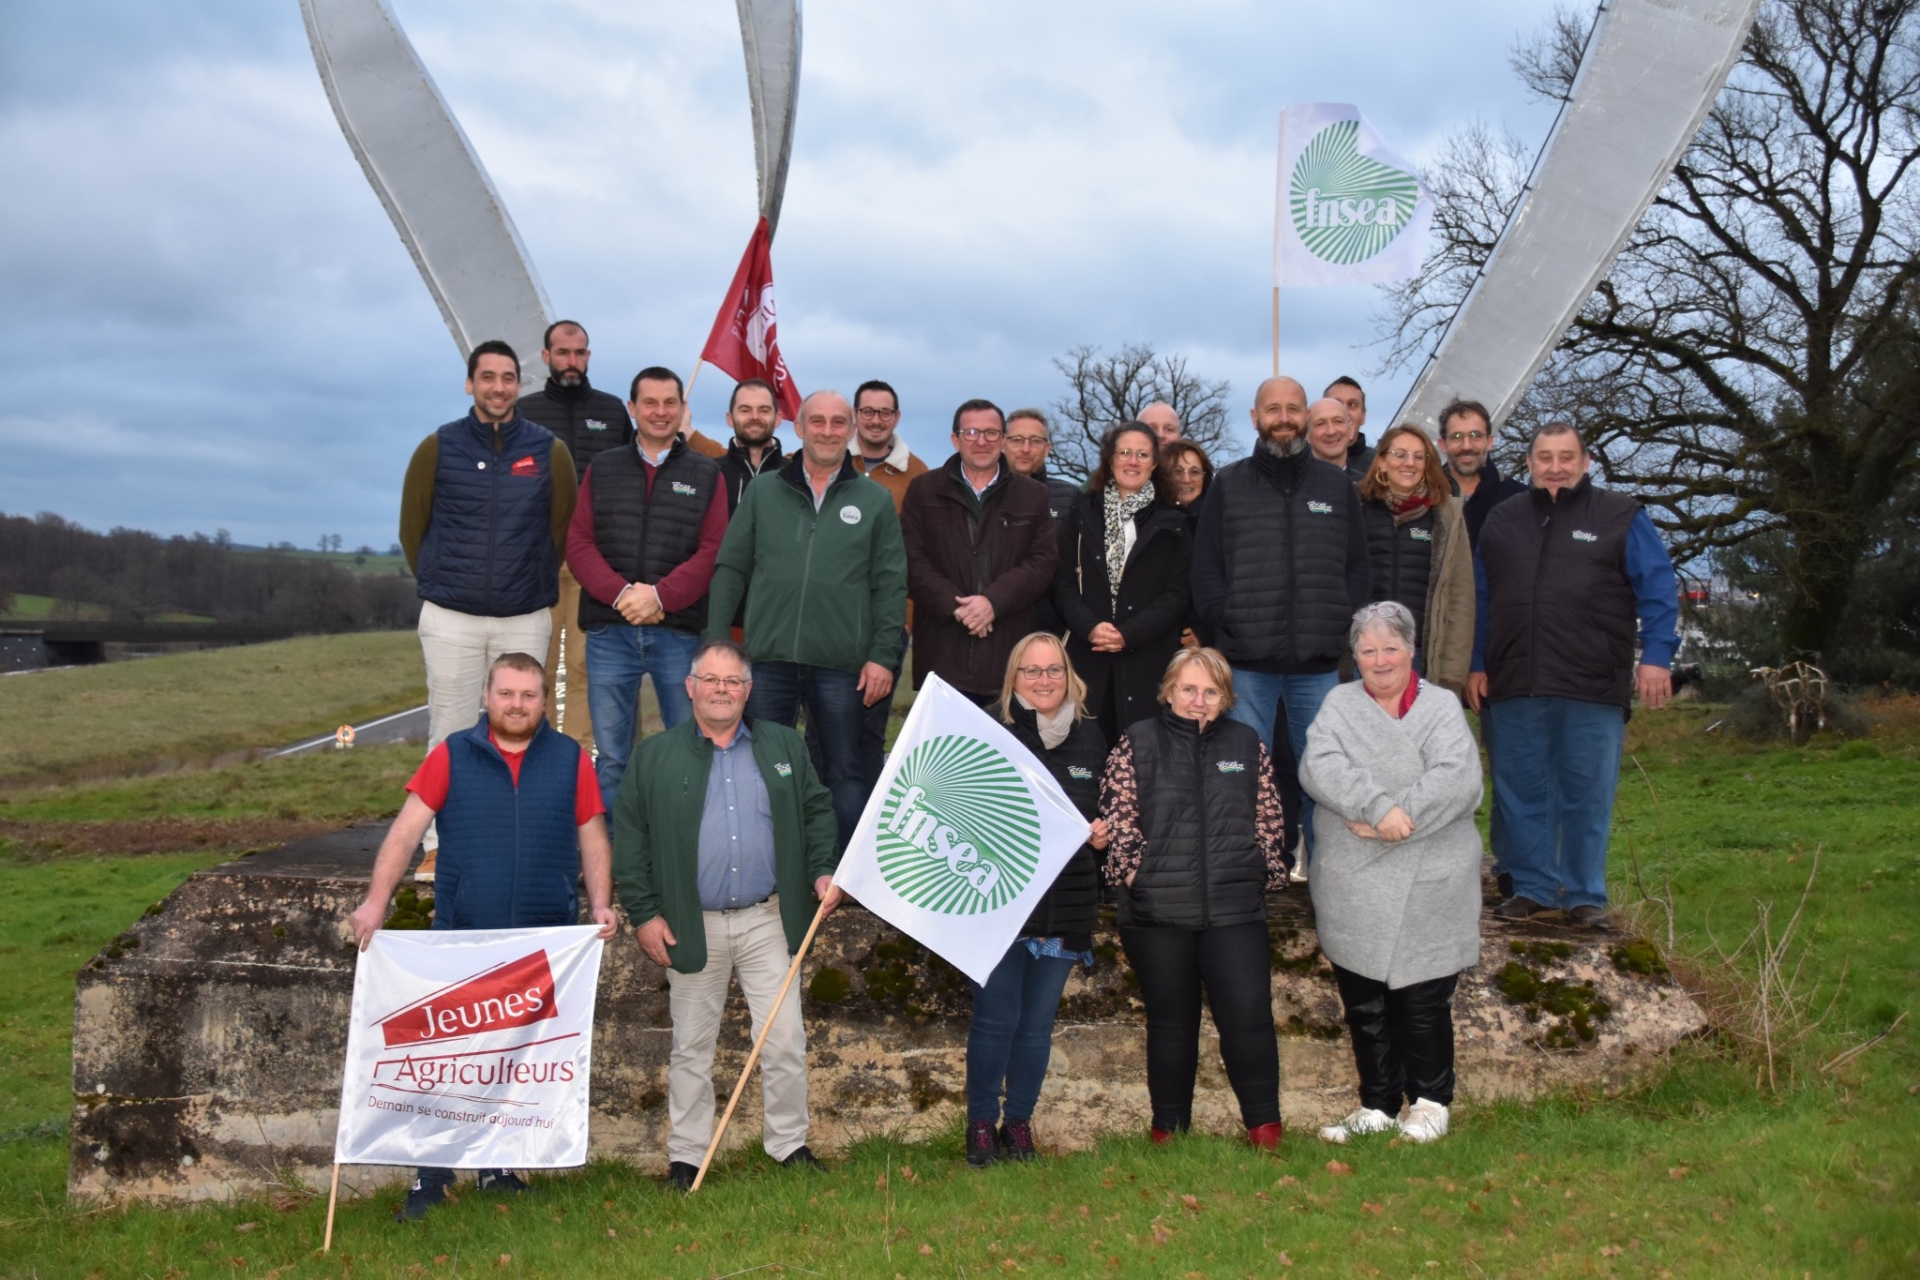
[
  {"left": 300, "top": 0, "right": 804, "bottom": 375},
  {"left": 299, "top": 0, "right": 554, "bottom": 380},
  {"left": 1393, "top": 0, "right": 1765, "bottom": 436}
]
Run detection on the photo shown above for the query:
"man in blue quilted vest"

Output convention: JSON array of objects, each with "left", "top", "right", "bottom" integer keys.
[
  {"left": 350, "top": 651, "right": 618, "bottom": 1221},
  {"left": 400, "top": 340, "right": 579, "bottom": 881}
]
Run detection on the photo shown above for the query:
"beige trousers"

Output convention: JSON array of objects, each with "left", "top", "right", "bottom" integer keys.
[
  {"left": 544, "top": 566, "right": 594, "bottom": 746},
  {"left": 416, "top": 600, "right": 551, "bottom": 851},
  {"left": 664, "top": 897, "right": 810, "bottom": 1166}
]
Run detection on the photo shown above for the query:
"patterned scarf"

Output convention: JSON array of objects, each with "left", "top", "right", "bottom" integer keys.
[
  {"left": 1103, "top": 481, "right": 1156, "bottom": 606},
  {"left": 1385, "top": 486, "right": 1434, "bottom": 523}
]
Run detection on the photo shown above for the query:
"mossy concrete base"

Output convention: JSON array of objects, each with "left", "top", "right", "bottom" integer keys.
[{"left": 70, "top": 825, "right": 1706, "bottom": 1203}]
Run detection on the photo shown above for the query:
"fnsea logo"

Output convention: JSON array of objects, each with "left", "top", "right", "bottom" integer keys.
[{"left": 377, "top": 950, "right": 558, "bottom": 1047}]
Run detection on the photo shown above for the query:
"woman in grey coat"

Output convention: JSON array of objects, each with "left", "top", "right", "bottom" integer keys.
[{"left": 1298, "top": 601, "right": 1483, "bottom": 1145}]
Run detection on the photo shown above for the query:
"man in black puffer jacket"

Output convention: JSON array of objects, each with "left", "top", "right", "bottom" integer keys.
[
  {"left": 1190, "top": 376, "right": 1369, "bottom": 869},
  {"left": 517, "top": 321, "right": 635, "bottom": 750}
]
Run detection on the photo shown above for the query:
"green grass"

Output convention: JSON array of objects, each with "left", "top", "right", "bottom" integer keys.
[
  {"left": 234, "top": 547, "right": 413, "bottom": 577},
  {"left": 0, "top": 632, "right": 425, "bottom": 788},
  {"left": 0, "top": 594, "right": 110, "bottom": 622},
  {"left": 0, "top": 702, "right": 1914, "bottom": 1275}
]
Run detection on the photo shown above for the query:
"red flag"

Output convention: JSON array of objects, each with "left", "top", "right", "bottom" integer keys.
[{"left": 700, "top": 218, "right": 802, "bottom": 421}]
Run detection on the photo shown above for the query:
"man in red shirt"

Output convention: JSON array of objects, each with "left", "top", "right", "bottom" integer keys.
[{"left": 349, "top": 652, "right": 617, "bottom": 1221}]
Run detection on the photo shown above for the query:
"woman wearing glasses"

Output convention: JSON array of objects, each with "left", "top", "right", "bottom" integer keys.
[
  {"left": 1052, "top": 422, "right": 1193, "bottom": 742},
  {"left": 1298, "top": 602, "right": 1483, "bottom": 1146},
  {"left": 1356, "top": 424, "right": 1475, "bottom": 697},
  {"left": 963, "top": 633, "right": 1111, "bottom": 1167},
  {"left": 1100, "top": 647, "right": 1291, "bottom": 1148}
]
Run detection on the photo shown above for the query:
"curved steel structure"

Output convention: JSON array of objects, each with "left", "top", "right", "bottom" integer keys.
[{"left": 1394, "top": 0, "right": 1764, "bottom": 434}]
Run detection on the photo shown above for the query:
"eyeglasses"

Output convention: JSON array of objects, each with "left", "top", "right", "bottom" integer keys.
[
  {"left": 855, "top": 407, "right": 899, "bottom": 421},
  {"left": 1383, "top": 449, "right": 1427, "bottom": 463},
  {"left": 691, "top": 674, "right": 749, "bottom": 690},
  {"left": 1170, "top": 463, "right": 1205, "bottom": 478},
  {"left": 1003, "top": 435, "right": 1048, "bottom": 448},
  {"left": 1114, "top": 448, "right": 1155, "bottom": 462},
  {"left": 1443, "top": 430, "right": 1489, "bottom": 444},
  {"left": 956, "top": 427, "right": 1004, "bottom": 442},
  {"left": 1016, "top": 664, "right": 1066, "bottom": 680},
  {"left": 1175, "top": 685, "right": 1222, "bottom": 703}
]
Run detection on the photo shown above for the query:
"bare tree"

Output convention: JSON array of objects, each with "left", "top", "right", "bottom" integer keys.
[
  {"left": 1048, "top": 343, "right": 1239, "bottom": 482},
  {"left": 1377, "top": 0, "right": 1920, "bottom": 659}
]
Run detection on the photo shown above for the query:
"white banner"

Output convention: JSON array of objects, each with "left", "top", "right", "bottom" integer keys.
[
  {"left": 334, "top": 926, "right": 605, "bottom": 1169},
  {"left": 1274, "top": 103, "right": 1432, "bottom": 287},
  {"left": 834, "top": 676, "right": 1093, "bottom": 986}
]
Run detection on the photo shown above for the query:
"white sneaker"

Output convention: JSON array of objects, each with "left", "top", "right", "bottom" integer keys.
[
  {"left": 1288, "top": 838, "right": 1309, "bottom": 884},
  {"left": 1398, "top": 1098, "right": 1450, "bottom": 1143},
  {"left": 1317, "top": 1107, "right": 1394, "bottom": 1144}
]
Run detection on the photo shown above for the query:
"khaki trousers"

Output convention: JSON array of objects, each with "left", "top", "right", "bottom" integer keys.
[
  {"left": 545, "top": 566, "right": 594, "bottom": 746},
  {"left": 664, "top": 897, "right": 810, "bottom": 1166},
  {"left": 416, "top": 600, "right": 551, "bottom": 851}
]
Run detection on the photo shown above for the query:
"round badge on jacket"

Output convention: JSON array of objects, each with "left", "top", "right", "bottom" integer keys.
[{"left": 840, "top": 505, "right": 862, "bottom": 525}]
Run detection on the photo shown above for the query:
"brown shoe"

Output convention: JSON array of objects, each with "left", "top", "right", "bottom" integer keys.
[
  {"left": 1493, "top": 895, "right": 1553, "bottom": 921},
  {"left": 1567, "top": 904, "right": 1612, "bottom": 931},
  {"left": 414, "top": 849, "right": 437, "bottom": 883}
]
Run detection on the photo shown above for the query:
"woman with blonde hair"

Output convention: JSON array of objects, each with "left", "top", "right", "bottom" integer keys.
[
  {"left": 1100, "top": 646, "right": 1291, "bottom": 1148},
  {"left": 963, "top": 632, "right": 1111, "bottom": 1167},
  {"left": 1356, "top": 424, "right": 1475, "bottom": 695}
]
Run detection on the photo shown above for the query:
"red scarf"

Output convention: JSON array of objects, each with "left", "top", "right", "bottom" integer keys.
[{"left": 1385, "top": 488, "right": 1433, "bottom": 518}]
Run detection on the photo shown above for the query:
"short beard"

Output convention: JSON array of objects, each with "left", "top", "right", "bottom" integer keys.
[
  {"left": 555, "top": 369, "right": 585, "bottom": 388},
  {"left": 1260, "top": 434, "right": 1307, "bottom": 458}
]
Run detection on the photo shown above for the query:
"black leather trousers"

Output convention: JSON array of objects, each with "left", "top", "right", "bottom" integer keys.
[{"left": 1330, "top": 964, "right": 1460, "bottom": 1112}]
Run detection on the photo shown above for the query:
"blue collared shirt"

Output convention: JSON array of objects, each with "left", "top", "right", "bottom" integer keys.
[{"left": 695, "top": 721, "right": 779, "bottom": 911}]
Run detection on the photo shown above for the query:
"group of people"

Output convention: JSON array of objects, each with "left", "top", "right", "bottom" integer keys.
[{"left": 359, "top": 319, "right": 1680, "bottom": 1217}]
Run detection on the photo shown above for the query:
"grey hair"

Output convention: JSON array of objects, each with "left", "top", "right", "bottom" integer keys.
[
  {"left": 1349, "top": 601, "right": 1418, "bottom": 653},
  {"left": 691, "top": 637, "right": 753, "bottom": 682}
]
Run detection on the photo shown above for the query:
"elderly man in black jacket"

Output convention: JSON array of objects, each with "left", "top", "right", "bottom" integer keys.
[
  {"left": 901, "top": 399, "right": 1058, "bottom": 704},
  {"left": 517, "top": 320, "right": 634, "bottom": 749}
]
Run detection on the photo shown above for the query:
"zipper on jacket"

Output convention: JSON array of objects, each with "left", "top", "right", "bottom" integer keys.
[
  {"left": 1283, "top": 492, "right": 1298, "bottom": 663},
  {"left": 1528, "top": 493, "right": 1558, "bottom": 698},
  {"left": 485, "top": 422, "right": 502, "bottom": 612},
  {"left": 789, "top": 480, "right": 821, "bottom": 657},
  {"left": 1194, "top": 726, "right": 1212, "bottom": 930}
]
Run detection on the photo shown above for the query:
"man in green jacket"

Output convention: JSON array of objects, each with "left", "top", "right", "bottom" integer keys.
[
  {"left": 705, "top": 389, "right": 908, "bottom": 848},
  {"left": 613, "top": 638, "right": 842, "bottom": 1191}
]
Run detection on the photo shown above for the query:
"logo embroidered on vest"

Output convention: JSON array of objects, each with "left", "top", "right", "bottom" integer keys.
[
  {"left": 510, "top": 455, "right": 539, "bottom": 477},
  {"left": 1571, "top": 530, "right": 1598, "bottom": 543},
  {"left": 1067, "top": 765, "right": 1093, "bottom": 780},
  {"left": 584, "top": 418, "right": 609, "bottom": 432},
  {"left": 1409, "top": 527, "right": 1432, "bottom": 542},
  {"left": 1306, "top": 500, "right": 1334, "bottom": 515},
  {"left": 840, "top": 505, "right": 863, "bottom": 525},
  {"left": 773, "top": 761, "right": 793, "bottom": 777},
  {"left": 671, "top": 480, "right": 698, "bottom": 497},
  {"left": 1216, "top": 760, "right": 1246, "bottom": 774}
]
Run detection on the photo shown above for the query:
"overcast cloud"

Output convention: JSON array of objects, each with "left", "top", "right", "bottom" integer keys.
[{"left": 0, "top": 0, "right": 1559, "bottom": 549}]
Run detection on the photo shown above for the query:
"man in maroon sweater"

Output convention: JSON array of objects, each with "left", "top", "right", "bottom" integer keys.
[{"left": 566, "top": 367, "right": 729, "bottom": 807}]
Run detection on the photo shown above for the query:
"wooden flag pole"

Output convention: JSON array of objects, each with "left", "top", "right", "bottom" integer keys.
[
  {"left": 1271, "top": 286, "right": 1281, "bottom": 376},
  {"left": 683, "top": 360, "right": 704, "bottom": 404},
  {"left": 321, "top": 1162, "right": 341, "bottom": 1253},
  {"left": 690, "top": 891, "right": 835, "bottom": 1193}
]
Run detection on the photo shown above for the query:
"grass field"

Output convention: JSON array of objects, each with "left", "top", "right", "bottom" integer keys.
[
  {"left": 0, "top": 632, "right": 425, "bottom": 788},
  {"left": 0, "top": 698, "right": 1913, "bottom": 1275}
]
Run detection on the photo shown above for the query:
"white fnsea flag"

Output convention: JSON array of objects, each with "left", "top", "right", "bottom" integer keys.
[
  {"left": 334, "top": 925, "right": 605, "bottom": 1169},
  {"left": 834, "top": 676, "right": 1093, "bottom": 986},
  {"left": 1275, "top": 102, "right": 1433, "bottom": 287}
]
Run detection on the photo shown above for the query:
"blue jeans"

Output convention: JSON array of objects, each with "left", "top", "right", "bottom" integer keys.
[
  {"left": 585, "top": 623, "right": 697, "bottom": 810},
  {"left": 747, "top": 661, "right": 867, "bottom": 851},
  {"left": 1486, "top": 695, "right": 1625, "bottom": 909},
  {"left": 1227, "top": 667, "right": 1339, "bottom": 854},
  {"left": 965, "top": 943, "right": 1077, "bottom": 1123}
]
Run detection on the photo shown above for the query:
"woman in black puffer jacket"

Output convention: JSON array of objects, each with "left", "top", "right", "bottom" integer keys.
[
  {"left": 1101, "top": 646, "right": 1291, "bottom": 1149},
  {"left": 963, "top": 632, "right": 1110, "bottom": 1169}
]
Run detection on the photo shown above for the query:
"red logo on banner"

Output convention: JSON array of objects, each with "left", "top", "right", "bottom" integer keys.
[
  {"left": 700, "top": 217, "right": 802, "bottom": 422},
  {"left": 378, "top": 950, "right": 558, "bottom": 1047}
]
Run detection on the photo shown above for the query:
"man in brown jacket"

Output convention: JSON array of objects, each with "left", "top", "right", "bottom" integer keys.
[{"left": 900, "top": 399, "right": 1058, "bottom": 704}]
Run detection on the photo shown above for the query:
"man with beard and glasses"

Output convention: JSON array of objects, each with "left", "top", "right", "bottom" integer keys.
[
  {"left": 517, "top": 321, "right": 635, "bottom": 749},
  {"left": 1435, "top": 398, "right": 1526, "bottom": 551},
  {"left": 401, "top": 340, "right": 578, "bottom": 882},
  {"left": 349, "top": 652, "right": 618, "bottom": 1222},
  {"left": 1190, "top": 375, "right": 1369, "bottom": 880},
  {"left": 717, "top": 379, "right": 785, "bottom": 514}
]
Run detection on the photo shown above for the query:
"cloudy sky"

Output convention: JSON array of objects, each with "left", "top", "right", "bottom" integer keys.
[{"left": 0, "top": 0, "right": 1561, "bottom": 550}]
